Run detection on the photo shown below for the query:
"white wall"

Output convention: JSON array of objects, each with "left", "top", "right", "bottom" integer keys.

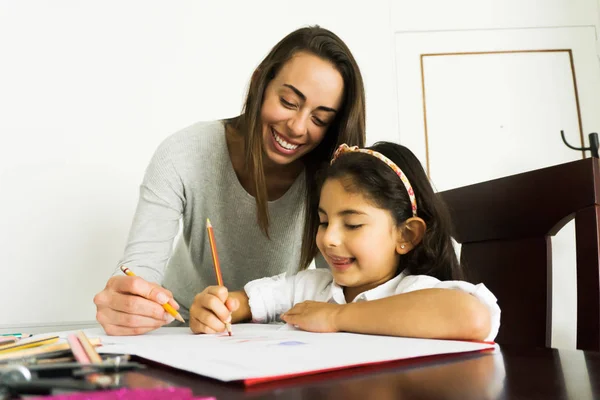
[
  {"left": 391, "top": 0, "right": 599, "bottom": 31},
  {"left": 0, "top": 1, "right": 398, "bottom": 329}
]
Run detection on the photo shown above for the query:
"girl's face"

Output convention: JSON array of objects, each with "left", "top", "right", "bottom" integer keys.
[
  {"left": 316, "top": 177, "right": 403, "bottom": 297},
  {"left": 260, "top": 51, "right": 344, "bottom": 166}
]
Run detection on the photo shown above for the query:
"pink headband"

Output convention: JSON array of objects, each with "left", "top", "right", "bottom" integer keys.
[{"left": 331, "top": 144, "right": 418, "bottom": 217}]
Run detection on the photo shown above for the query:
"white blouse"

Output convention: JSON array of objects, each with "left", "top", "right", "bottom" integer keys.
[{"left": 244, "top": 268, "right": 501, "bottom": 342}]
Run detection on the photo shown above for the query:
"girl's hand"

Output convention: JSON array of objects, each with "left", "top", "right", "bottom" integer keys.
[
  {"left": 280, "top": 301, "right": 343, "bottom": 333},
  {"left": 189, "top": 286, "right": 239, "bottom": 334}
]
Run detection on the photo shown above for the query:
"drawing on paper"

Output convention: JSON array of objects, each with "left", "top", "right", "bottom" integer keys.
[
  {"left": 275, "top": 341, "right": 306, "bottom": 346},
  {"left": 216, "top": 333, "right": 307, "bottom": 346}
]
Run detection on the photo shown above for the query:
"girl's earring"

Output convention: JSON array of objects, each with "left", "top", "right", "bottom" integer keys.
[{"left": 401, "top": 245, "right": 406, "bottom": 249}]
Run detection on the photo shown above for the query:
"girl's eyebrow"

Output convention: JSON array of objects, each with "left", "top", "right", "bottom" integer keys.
[
  {"left": 318, "top": 207, "right": 366, "bottom": 216},
  {"left": 338, "top": 209, "right": 367, "bottom": 216},
  {"left": 282, "top": 84, "right": 337, "bottom": 113}
]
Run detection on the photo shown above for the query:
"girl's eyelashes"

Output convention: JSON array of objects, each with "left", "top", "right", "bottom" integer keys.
[
  {"left": 318, "top": 220, "right": 362, "bottom": 229},
  {"left": 312, "top": 117, "right": 326, "bottom": 127},
  {"left": 346, "top": 224, "right": 363, "bottom": 230}
]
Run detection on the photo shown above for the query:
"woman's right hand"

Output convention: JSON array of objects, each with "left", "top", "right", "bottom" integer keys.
[
  {"left": 93, "top": 275, "right": 180, "bottom": 336},
  {"left": 189, "top": 286, "right": 239, "bottom": 334}
]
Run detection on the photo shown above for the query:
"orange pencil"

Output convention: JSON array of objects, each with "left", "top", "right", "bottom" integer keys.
[
  {"left": 206, "top": 218, "right": 232, "bottom": 336},
  {"left": 120, "top": 265, "right": 185, "bottom": 323}
]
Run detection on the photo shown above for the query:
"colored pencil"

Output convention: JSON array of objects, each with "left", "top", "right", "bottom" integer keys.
[
  {"left": 0, "top": 333, "right": 30, "bottom": 338},
  {"left": 120, "top": 265, "right": 185, "bottom": 323},
  {"left": 75, "top": 331, "right": 102, "bottom": 364},
  {"left": 67, "top": 334, "right": 91, "bottom": 364},
  {"left": 72, "top": 332, "right": 115, "bottom": 387},
  {"left": 0, "top": 337, "right": 17, "bottom": 345},
  {"left": 0, "top": 335, "right": 59, "bottom": 354},
  {"left": 0, "top": 338, "right": 101, "bottom": 362},
  {"left": 206, "top": 218, "right": 232, "bottom": 336}
]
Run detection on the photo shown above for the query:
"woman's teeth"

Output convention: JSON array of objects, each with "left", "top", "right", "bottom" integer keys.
[{"left": 272, "top": 130, "right": 299, "bottom": 150}]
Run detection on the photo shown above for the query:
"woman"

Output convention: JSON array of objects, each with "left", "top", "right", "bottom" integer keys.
[{"left": 94, "top": 25, "right": 366, "bottom": 335}]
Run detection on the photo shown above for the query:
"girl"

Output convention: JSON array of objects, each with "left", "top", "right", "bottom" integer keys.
[
  {"left": 191, "top": 142, "right": 500, "bottom": 341},
  {"left": 94, "top": 26, "right": 366, "bottom": 336}
]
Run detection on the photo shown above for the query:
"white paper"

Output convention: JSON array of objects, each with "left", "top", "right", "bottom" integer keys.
[{"left": 80, "top": 324, "right": 496, "bottom": 382}]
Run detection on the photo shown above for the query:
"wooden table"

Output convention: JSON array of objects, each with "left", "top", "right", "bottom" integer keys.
[{"left": 118, "top": 345, "right": 600, "bottom": 399}]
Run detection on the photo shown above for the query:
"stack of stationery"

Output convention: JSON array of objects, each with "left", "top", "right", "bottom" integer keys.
[
  {"left": 0, "top": 331, "right": 145, "bottom": 398},
  {"left": 0, "top": 334, "right": 63, "bottom": 362}
]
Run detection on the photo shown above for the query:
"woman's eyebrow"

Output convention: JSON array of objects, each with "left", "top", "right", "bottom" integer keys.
[{"left": 283, "top": 84, "right": 337, "bottom": 113}]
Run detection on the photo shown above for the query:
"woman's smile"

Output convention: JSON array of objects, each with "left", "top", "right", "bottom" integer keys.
[{"left": 270, "top": 127, "right": 302, "bottom": 155}]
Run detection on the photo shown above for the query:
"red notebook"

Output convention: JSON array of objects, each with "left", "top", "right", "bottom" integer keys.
[{"left": 243, "top": 345, "right": 495, "bottom": 387}]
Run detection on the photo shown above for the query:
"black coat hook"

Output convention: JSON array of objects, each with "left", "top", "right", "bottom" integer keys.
[{"left": 561, "top": 130, "right": 599, "bottom": 158}]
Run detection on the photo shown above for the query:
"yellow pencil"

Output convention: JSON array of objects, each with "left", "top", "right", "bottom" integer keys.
[
  {"left": 206, "top": 218, "right": 232, "bottom": 336},
  {"left": 120, "top": 265, "right": 185, "bottom": 323},
  {"left": 0, "top": 338, "right": 102, "bottom": 362},
  {"left": 0, "top": 335, "right": 59, "bottom": 354}
]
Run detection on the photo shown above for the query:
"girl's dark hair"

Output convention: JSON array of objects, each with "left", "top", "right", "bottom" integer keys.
[
  {"left": 227, "top": 25, "right": 366, "bottom": 270},
  {"left": 319, "top": 142, "right": 464, "bottom": 281}
]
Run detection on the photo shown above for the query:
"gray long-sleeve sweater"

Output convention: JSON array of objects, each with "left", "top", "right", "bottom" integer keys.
[{"left": 117, "top": 120, "right": 307, "bottom": 320}]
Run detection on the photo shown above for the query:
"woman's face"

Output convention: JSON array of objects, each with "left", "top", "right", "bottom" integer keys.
[{"left": 260, "top": 51, "right": 344, "bottom": 166}]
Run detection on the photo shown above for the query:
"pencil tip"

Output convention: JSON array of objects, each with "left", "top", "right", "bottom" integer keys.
[
  {"left": 228, "top": 331, "right": 232, "bottom": 336},
  {"left": 176, "top": 314, "right": 186, "bottom": 323},
  {"left": 206, "top": 218, "right": 211, "bottom": 226}
]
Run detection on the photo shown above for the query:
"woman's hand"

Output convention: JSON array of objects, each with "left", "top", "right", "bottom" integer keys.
[
  {"left": 93, "top": 276, "right": 180, "bottom": 336},
  {"left": 189, "top": 286, "right": 240, "bottom": 334},
  {"left": 280, "top": 301, "right": 344, "bottom": 333}
]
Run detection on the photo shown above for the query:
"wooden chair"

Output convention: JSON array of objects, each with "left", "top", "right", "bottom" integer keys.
[{"left": 438, "top": 158, "right": 600, "bottom": 351}]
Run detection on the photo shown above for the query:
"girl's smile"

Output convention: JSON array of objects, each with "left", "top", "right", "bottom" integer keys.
[{"left": 326, "top": 254, "right": 356, "bottom": 272}]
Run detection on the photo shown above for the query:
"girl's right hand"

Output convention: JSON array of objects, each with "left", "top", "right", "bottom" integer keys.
[
  {"left": 93, "top": 276, "right": 180, "bottom": 336},
  {"left": 189, "top": 286, "right": 239, "bottom": 334}
]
